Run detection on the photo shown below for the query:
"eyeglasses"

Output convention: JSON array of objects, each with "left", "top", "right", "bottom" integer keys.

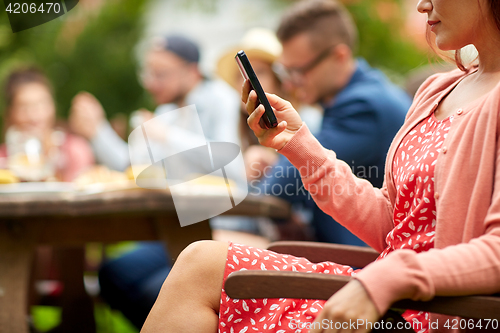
[
  {"left": 139, "top": 69, "right": 177, "bottom": 84},
  {"left": 273, "top": 44, "right": 337, "bottom": 83}
]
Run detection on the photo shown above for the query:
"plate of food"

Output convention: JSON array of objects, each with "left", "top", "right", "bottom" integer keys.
[{"left": 0, "top": 180, "right": 77, "bottom": 195}]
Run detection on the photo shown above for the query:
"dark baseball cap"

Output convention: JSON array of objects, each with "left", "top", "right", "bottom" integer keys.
[{"left": 152, "top": 34, "right": 200, "bottom": 64}]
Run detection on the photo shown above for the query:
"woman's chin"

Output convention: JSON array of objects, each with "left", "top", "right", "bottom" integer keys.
[
  {"left": 435, "top": 36, "right": 466, "bottom": 53},
  {"left": 435, "top": 41, "right": 456, "bottom": 52}
]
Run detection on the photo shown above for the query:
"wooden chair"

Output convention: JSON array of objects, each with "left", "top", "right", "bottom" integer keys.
[{"left": 225, "top": 241, "right": 500, "bottom": 330}]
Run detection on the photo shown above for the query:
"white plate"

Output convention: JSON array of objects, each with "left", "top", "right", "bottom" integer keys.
[{"left": 0, "top": 182, "right": 77, "bottom": 195}]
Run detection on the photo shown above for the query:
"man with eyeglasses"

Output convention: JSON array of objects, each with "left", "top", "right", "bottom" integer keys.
[
  {"left": 257, "top": 0, "right": 411, "bottom": 246},
  {"left": 69, "top": 34, "right": 241, "bottom": 175},
  {"left": 69, "top": 34, "right": 243, "bottom": 329}
]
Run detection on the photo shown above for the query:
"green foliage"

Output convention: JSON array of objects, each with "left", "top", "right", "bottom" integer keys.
[
  {"left": 31, "top": 306, "right": 61, "bottom": 332},
  {"left": 344, "top": 0, "right": 430, "bottom": 83},
  {"left": 94, "top": 303, "right": 139, "bottom": 333},
  {"left": 0, "top": 0, "right": 151, "bottom": 125},
  {"left": 32, "top": 304, "right": 139, "bottom": 333}
]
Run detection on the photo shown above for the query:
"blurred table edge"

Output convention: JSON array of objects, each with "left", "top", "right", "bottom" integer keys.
[
  {"left": 0, "top": 187, "right": 290, "bottom": 333},
  {"left": 0, "top": 187, "right": 290, "bottom": 219}
]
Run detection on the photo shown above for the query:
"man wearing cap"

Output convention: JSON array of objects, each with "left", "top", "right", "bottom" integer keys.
[
  {"left": 70, "top": 34, "right": 241, "bottom": 174},
  {"left": 69, "top": 35, "right": 242, "bottom": 328}
]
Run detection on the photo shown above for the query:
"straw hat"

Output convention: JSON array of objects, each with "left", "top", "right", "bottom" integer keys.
[{"left": 216, "top": 28, "right": 282, "bottom": 89}]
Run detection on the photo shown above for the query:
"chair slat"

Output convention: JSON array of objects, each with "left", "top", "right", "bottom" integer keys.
[
  {"left": 267, "top": 241, "right": 379, "bottom": 267},
  {"left": 225, "top": 270, "right": 500, "bottom": 320}
]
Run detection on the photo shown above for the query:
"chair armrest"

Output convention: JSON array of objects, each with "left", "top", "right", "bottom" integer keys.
[
  {"left": 225, "top": 270, "right": 350, "bottom": 300},
  {"left": 267, "top": 241, "right": 379, "bottom": 267},
  {"left": 225, "top": 271, "right": 500, "bottom": 320}
]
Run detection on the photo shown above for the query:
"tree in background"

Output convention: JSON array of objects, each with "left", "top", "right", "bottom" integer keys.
[{"left": 343, "top": 0, "right": 434, "bottom": 83}]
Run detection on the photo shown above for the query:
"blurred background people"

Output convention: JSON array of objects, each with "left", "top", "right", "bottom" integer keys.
[
  {"left": 1, "top": 68, "right": 94, "bottom": 182},
  {"left": 0, "top": 68, "right": 96, "bottom": 333},
  {"left": 253, "top": 0, "right": 411, "bottom": 246},
  {"left": 72, "top": 34, "right": 252, "bottom": 329},
  {"left": 69, "top": 34, "right": 241, "bottom": 177}
]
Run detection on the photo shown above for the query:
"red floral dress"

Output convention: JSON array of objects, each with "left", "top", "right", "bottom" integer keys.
[{"left": 219, "top": 113, "right": 453, "bottom": 333}]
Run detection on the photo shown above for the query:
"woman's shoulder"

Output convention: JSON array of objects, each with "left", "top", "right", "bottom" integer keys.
[
  {"left": 402, "top": 67, "right": 472, "bottom": 121},
  {"left": 414, "top": 66, "right": 472, "bottom": 99}
]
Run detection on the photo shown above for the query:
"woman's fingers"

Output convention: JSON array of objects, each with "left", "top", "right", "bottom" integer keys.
[
  {"left": 241, "top": 79, "right": 252, "bottom": 104},
  {"left": 305, "top": 280, "right": 380, "bottom": 333},
  {"left": 259, "top": 121, "right": 287, "bottom": 146},
  {"left": 266, "top": 92, "right": 292, "bottom": 111},
  {"left": 247, "top": 104, "right": 266, "bottom": 134},
  {"left": 242, "top": 85, "right": 301, "bottom": 149},
  {"left": 245, "top": 90, "right": 259, "bottom": 116},
  {"left": 308, "top": 311, "right": 326, "bottom": 333},
  {"left": 247, "top": 104, "right": 288, "bottom": 149}
]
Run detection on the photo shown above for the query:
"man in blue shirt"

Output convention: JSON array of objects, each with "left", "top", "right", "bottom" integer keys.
[{"left": 254, "top": 0, "right": 411, "bottom": 245}]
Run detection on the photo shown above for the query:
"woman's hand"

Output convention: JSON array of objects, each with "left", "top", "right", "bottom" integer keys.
[
  {"left": 309, "top": 280, "right": 380, "bottom": 333},
  {"left": 242, "top": 80, "right": 303, "bottom": 151}
]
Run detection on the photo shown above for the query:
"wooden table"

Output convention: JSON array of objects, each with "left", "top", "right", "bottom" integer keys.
[{"left": 0, "top": 186, "right": 290, "bottom": 333}]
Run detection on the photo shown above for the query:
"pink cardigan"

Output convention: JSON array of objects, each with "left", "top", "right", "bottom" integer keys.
[{"left": 279, "top": 67, "right": 500, "bottom": 332}]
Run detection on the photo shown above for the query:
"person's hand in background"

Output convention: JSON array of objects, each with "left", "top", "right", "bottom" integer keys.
[
  {"left": 130, "top": 109, "right": 168, "bottom": 143},
  {"left": 129, "top": 109, "right": 155, "bottom": 129},
  {"left": 243, "top": 145, "right": 279, "bottom": 181},
  {"left": 242, "top": 80, "right": 302, "bottom": 151},
  {"left": 69, "top": 92, "right": 106, "bottom": 140}
]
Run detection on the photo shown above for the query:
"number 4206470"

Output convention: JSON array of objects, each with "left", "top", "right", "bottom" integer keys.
[{"left": 6, "top": 2, "right": 61, "bottom": 14}]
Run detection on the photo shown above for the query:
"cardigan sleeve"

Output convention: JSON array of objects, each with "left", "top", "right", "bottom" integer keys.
[
  {"left": 354, "top": 227, "right": 500, "bottom": 315},
  {"left": 353, "top": 70, "right": 500, "bottom": 316},
  {"left": 354, "top": 135, "right": 500, "bottom": 315},
  {"left": 278, "top": 69, "right": 500, "bottom": 317},
  {"left": 278, "top": 122, "right": 438, "bottom": 315},
  {"left": 279, "top": 124, "right": 395, "bottom": 252}
]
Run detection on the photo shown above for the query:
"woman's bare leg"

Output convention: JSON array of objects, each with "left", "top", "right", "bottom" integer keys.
[{"left": 141, "top": 240, "right": 228, "bottom": 333}]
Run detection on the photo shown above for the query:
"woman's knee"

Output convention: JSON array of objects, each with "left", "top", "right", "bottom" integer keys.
[
  {"left": 170, "top": 240, "right": 228, "bottom": 308},
  {"left": 142, "top": 241, "right": 227, "bottom": 332},
  {"left": 176, "top": 240, "right": 228, "bottom": 269},
  {"left": 172, "top": 240, "right": 229, "bottom": 287}
]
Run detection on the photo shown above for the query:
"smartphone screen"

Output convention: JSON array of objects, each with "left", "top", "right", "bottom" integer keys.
[{"left": 235, "top": 50, "right": 278, "bottom": 129}]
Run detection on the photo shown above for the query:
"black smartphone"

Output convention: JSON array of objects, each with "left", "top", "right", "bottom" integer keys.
[{"left": 235, "top": 50, "right": 278, "bottom": 129}]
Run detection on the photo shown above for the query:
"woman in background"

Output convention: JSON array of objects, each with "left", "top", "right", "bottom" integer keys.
[{"left": 1, "top": 68, "right": 93, "bottom": 182}]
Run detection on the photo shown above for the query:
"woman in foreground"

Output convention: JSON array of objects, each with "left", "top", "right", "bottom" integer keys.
[{"left": 142, "top": 0, "right": 500, "bottom": 332}]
